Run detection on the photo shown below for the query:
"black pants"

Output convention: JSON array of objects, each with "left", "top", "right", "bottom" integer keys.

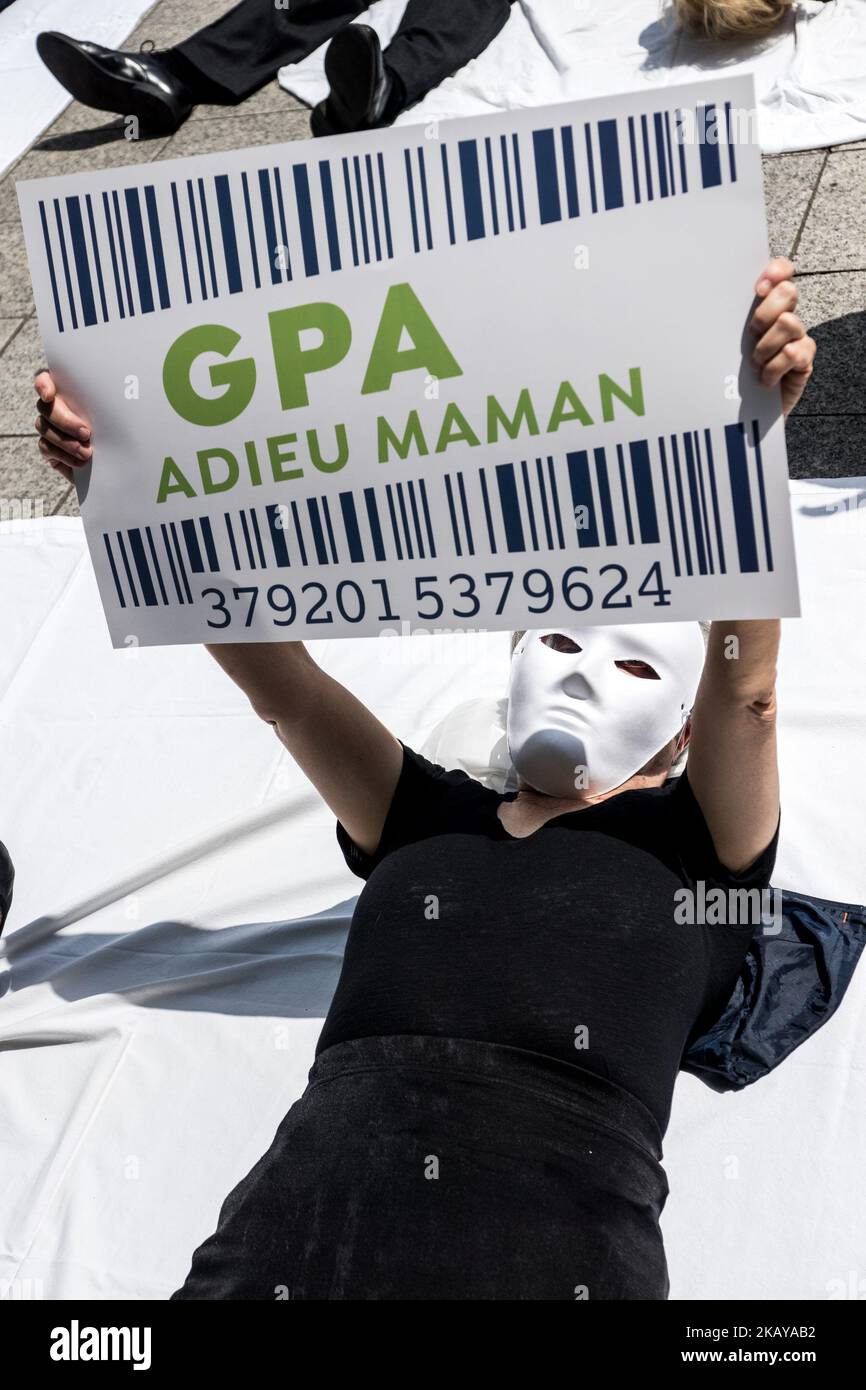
[
  {"left": 170, "top": 1035, "right": 670, "bottom": 1300},
  {"left": 171, "top": 0, "right": 514, "bottom": 111}
]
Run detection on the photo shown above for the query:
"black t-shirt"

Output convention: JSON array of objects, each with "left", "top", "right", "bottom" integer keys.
[{"left": 322, "top": 743, "right": 779, "bottom": 1134}]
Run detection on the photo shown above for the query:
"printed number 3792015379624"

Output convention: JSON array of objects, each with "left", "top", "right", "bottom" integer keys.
[{"left": 201, "top": 562, "right": 672, "bottom": 628}]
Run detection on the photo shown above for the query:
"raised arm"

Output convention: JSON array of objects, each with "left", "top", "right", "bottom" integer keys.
[
  {"left": 685, "top": 255, "right": 815, "bottom": 873},
  {"left": 206, "top": 641, "right": 403, "bottom": 855},
  {"left": 687, "top": 619, "right": 780, "bottom": 874}
]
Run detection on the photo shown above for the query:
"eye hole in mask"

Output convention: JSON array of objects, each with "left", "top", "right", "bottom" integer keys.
[
  {"left": 614, "top": 660, "right": 661, "bottom": 680},
  {"left": 540, "top": 633, "right": 582, "bottom": 654}
]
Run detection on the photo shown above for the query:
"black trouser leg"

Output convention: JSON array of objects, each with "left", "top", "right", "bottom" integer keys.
[
  {"left": 383, "top": 0, "right": 513, "bottom": 109},
  {"left": 170, "top": 0, "right": 369, "bottom": 103},
  {"left": 168, "top": 0, "right": 516, "bottom": 112}
]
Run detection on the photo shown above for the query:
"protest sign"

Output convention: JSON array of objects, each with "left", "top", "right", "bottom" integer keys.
[{"left": 17, "top": 73, "right": 799, "bottom": 647}]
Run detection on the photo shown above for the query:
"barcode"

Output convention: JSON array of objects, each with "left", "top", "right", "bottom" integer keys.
[
  {"left": 101, "top": 416, "right": 771, "bottom": 609},
  {"left": 38, "top": 99, "right": 738, "bottom": 333}
]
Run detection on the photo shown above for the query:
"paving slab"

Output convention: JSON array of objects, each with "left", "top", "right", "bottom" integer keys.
[
  {"left": 128, "top": 0, "right": 238, "bottom": 45},
  {"left": 186, "top": 81, "right": 310, "bottom": 123},
  {"left": 793, "top": 271, "right": 866, "bottom": 416},
  {"left": 0, "top": 434, "right": 72, "bottom": 514},
  {"left": 795, "top": 152, "right": 866, "bottom": 272},
  {"left": 155, "top": 106, "right": 312, "bottom": 162},
  {"left": 0, "top": 317, "right": 24, "bottom": 354},
  {"left": 785, "top": 412, "right": 866, "bottom": 478},
  {"left": 0, "top": 316, "right": 46, "bottom": 435},
  {"left": 0, "top": 219, "right": 36, "bottom": 320},
  {"left": 761, "top": 151, "right": 826, "bottom": 262}
]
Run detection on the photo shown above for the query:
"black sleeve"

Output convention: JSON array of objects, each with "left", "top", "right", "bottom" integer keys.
[
  {"left": 667, "top": 767, "right": 779, "bottom": 899},
  {"left": 335, "top": 741, "right": 496, "bottom": 881}
]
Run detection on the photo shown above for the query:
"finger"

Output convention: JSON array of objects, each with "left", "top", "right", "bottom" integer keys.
[
  {"left": 35, "top": 415, "right": 92, "bottom": 459},
  {"left": 759, "top": 339, "right": 815, "bottom": 390},
  {"left": 749, "top": 279, "right": 799, "bottom": 339},
  {"left": 38, "top": 438, "right": 77, "bottom": 481},
  {"left": 752, "top": 311, "right": 806, "bottom": 367},
  {"left": 35, "top": 410, "right": 83, "bottom": 441},
  {"left": 755, "top": 257, "right": 795, "bottom": 296},
  {"left": 779, "top": 336, "right": 817, "bottom": 383},
  {"left": 34, "top": 370, "right": 56, "bottom": 405},
  {"left": 39, "top": 392, "right": 91, "bottom": 441}
]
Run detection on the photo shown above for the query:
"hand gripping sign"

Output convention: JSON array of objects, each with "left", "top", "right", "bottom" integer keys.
[{"left": 18, "top": 73, "right": 799, "bottom": 647}]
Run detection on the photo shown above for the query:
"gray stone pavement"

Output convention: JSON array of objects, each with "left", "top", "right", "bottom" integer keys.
[{"left": 1, "top": 0, "right": 863, "bottom": 522}]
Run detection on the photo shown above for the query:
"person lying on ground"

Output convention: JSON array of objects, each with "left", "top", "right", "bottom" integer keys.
[{"left": 30, "top": 257, "right": 816, "bottom": 1299}]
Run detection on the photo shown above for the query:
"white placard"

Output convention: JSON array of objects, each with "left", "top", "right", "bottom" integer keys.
[{"left": 17, "top": 73, "right": 799, "bottom": 647}]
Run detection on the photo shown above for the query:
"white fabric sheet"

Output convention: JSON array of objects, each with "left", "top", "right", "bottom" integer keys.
[
  {"left": 0, "top": 0, "right": 160, "bottom": 177},
  {"left": 279, "top": 0, "right": 866, "bottom": 155},
  {"left": 0, "top": 475, "right": 864, "bottom": 1300}
]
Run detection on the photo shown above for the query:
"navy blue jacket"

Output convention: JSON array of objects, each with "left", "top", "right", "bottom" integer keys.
[{"left": 682, "top": 889, "right": 866, "bottom": 1091}]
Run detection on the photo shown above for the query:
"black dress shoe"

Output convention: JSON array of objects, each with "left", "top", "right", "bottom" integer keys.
[
  {"left": 0, "top": 839, "right": 13, "bottom": 939},
  {"left": 36, "top": 31, "right": 193, "bottom": 134},
  {"left": 311, "top": 24, "right": 398, "bottom": 137}
]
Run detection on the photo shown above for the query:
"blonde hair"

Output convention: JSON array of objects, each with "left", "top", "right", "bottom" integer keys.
[{"left": 671, "top": 0, "right": 792, "bottom": 39}]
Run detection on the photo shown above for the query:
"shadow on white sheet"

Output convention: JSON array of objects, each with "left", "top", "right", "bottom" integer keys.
[
  {"left": 278, "top": 0, "right": 866, "bottom": 155},
  {"left": 0, "top": 476, "right": 864, "bottom": 1299}
]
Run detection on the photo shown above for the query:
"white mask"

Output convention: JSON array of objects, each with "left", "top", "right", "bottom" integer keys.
[{"left": 506, "top": 624, "right": 706, "bottom": 797}]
